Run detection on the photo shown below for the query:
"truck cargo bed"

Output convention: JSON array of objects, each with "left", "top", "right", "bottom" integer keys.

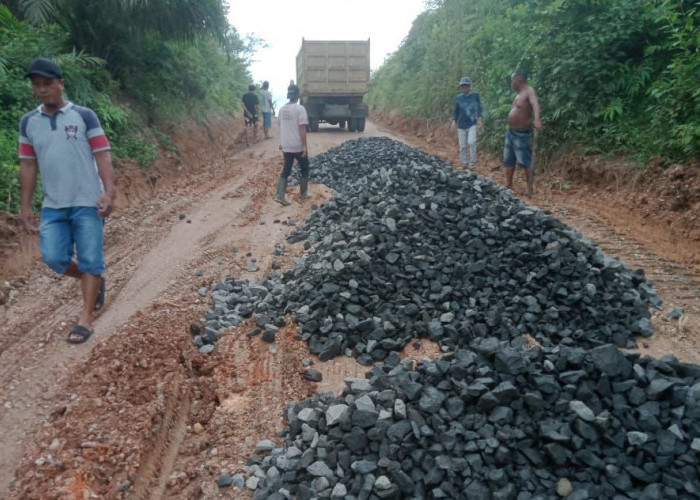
[{"left": 296, "top": 40, "right": 370, "bottom": 96}]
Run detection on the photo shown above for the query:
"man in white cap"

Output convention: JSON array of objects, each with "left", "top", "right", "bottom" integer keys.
[{"left": 452, "top": 76, "right": 483, "bottom": 169}]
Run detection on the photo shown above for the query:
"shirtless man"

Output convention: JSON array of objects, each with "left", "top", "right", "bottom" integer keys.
[{"left": 504, "top": 71, "right": 543, "bottom": 193}]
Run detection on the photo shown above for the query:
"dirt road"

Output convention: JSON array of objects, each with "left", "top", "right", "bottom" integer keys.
[
  {"left": 0, "top": 117, "right": 698, "bottom": 498},
  {"left": 0, "top": 120, "right": 405, "bottom": 498}
]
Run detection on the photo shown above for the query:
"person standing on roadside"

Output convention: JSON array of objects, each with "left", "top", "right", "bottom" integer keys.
[
  {"left": 275, "top": 83, "right": 309, "bottom": 205},
  {"left": 241, "top": 84, "right": 259, "bottom": 143},
  {"left": 504, "top": 70, "right": 543, "bottom": 192},
  {"left": 260, "top": 81, "right": 273, "bottom": 140},
  {"left": 19, "top": 57, "right": 115, "bottom": 344},
  {"left": 452, "top": 76, "right": 483, "bottom": 170}
]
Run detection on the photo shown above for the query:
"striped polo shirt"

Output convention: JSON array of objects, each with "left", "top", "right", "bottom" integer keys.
[{"left": 18, "top": 102, "right": 111, "bottom": 209}]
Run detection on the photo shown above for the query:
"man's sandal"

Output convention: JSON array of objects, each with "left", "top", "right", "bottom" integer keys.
[
  {"left": 94, "top": 277, "right": 105, "bottom": 311},
  {"left": 67, "top": 325, "right": 93, "bottom": 344}
]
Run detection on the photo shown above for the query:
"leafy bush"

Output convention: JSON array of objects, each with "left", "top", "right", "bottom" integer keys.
[
  {"left": 119, "top": 33, "right": 250, "bottom": 124},
  {"left": 0, "top": 128, "right": 20, "bottom": 212}
]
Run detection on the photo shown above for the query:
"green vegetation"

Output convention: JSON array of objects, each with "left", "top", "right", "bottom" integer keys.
[
  {"left": 367, "top": 0, "right": 700, "bottom": 164},
  {"left": 0, "top": 1, "right": 252, "bottom": 213}
]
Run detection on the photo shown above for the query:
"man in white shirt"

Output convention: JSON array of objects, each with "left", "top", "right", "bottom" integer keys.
[
  {"left": 260, "top": 81, "right": 273, "bottom": 139},
  {"left": 275, "top": 83, "right": 310, "bottom": 205}
]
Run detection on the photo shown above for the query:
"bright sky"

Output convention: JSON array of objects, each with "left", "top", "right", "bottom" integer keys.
[{"left": 227, "top": 0, "right": 428, "bottom": 106}]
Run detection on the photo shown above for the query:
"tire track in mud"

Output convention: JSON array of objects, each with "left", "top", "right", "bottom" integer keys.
[
  {"left": 166, "top": 326, "right": 316, "bottom": 498},
  {"left": 130, "top": 373, "right": 192, "bottom": 500}
]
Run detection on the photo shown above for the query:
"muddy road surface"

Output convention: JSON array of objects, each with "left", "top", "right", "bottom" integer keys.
[
  {"left": 0, "top": 117, "right": 698, "bottom": 498},
  {"left": 1, "top": 120, "right": 397, "bottom": 498}
]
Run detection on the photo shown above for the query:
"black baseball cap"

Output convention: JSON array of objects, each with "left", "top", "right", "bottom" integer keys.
[
  {"left": 24, "top": 58, "right": 63, "bottom": 79},
  {"left": 287, "top": 83, "right": 300, "bottom": 98}
]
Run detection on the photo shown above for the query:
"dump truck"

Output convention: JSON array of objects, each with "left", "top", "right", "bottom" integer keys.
[{"left": 296, "top": 39, "right": 370, "bottom": 132}]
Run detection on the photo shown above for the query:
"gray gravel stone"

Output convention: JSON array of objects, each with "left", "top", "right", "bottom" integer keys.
[
  {"left": 330, "top": 482, "right": 347, "bottom": 499},
  {"left": 255, "top": 439, "right": 276, "bottom": 453},
  {"left": 354, "top": 394, "right": 375, "bottom": 412},
  {"left": 569, "top": 400, "right": 595, "bottom": 422},
  {"left": 667, "top": 307, "right": 684, "bottom": 320},
  {"left": 217, "top": 475, "right": 233, "bottom": 487},
  {"left": 245, "top": 476, "right": 259, "bottom": 490},
  {"left": 304, "top": 369, "right": 323, "bottom": 382},
  {"left": 352, "top": 459, "right": 378, "bottom": 474},
  {"left": 307, "top": 461, "right": 334, "bottom": 479},
  {"left": 626, "top": 431, "right": 649, "bottom": 448},
  {"left": 325, "top": 404, "right": 349, "bottom": 426},
  {"left": 297, "top": 408, "right": 318, "bottom": 423}
]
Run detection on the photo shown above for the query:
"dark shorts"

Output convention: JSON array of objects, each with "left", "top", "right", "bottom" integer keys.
[
  {"left": 244, "top": 109, "right": 258, "bottom": 126},
  {"left": 503, "top": 129, "right": 532, "bottom": 168}
]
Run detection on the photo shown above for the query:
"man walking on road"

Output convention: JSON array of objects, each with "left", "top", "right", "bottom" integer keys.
[
  {"left": 242, "top": 84, "right": 259, "bottom": 143},
  {"left": 260, "top": 81, "right": 273, "bottom": 140},
  {"left": 503, "top": 70, "right": 543, "bottom": 194},
  {"left": 452, "top": 76, "right": 483, "bottom": 170},
  {"left": 275, "top": 83, "right": 309, "bottom": 205},
  {"left": 19, "top": 57, "right": 116, "bottom": 344}
]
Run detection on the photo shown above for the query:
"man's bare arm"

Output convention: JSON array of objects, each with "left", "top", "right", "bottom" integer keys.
[
  {"left": 95, "top": 150, "right": 116, "bottom": 217},
  {"left": 528, "top": 87, "right": 544, "bottom": 131},
  {"left": 19, "top": 159, "right": 39, "bottom": 233}
]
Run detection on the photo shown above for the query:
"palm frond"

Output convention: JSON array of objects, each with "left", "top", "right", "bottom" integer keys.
[
  {"left": 0, "top": 4, "right": 25, "bottom": 30},
  {"left": 19, "top": 0, "right": 66, "bottom": 25}
]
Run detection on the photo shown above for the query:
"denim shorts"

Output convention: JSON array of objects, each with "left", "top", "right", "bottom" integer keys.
[
  {"left": 503, "top": 129, "right": 532, "bottom": 168},
  {"left": 39, "top": 206, "right": 105, "bottom": 275},
  {"left": 263, "top": 112, "right": 272, "bottom": 129}
]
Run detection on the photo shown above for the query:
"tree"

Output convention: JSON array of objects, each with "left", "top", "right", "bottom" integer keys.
[{"left": 16, "top": 0, "right": 228, "bottom": 74}]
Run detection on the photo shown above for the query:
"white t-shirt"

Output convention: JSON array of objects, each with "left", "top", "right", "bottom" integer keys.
[
  {"left": 260, "top": 89, "right": 272, "bottom": 113},
  {"left": 278, "top": 102, "right": 309, "bottom": 153}
]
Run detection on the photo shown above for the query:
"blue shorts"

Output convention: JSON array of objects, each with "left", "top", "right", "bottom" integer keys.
[
  {"left": 263, "top": 112, "right": 272, "bottom": 129},
  {"left": 39, "top": 206, "right": 105, "bottom": 276},
  {"left": 503, "top": 129, "right": 532, "bottom": 168}
]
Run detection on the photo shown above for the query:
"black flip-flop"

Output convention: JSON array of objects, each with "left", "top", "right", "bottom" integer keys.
[
  {"left": 94, "top": 277, "right": 105, "bottom": 311},
  {"left": 67, "top": 325, "right": 93, "bottom": 344}
]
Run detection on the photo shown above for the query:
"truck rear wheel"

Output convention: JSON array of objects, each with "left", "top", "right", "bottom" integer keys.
[
  {"left": 357, "top": 117, "right": 366, "bottom": 132},
  {"left": 309, "top": 118, "right": 319, "bottom": 132},
  {"left": 338, "top": 120, "right": 346, "bottom": 130},
  {"left": 347, "top": 118, "right": 357, "bottom": 132}
]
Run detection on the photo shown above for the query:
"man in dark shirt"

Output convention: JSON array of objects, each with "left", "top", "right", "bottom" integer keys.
[{"left": 242, "top": 84, "right": 259, "bottom": 143}]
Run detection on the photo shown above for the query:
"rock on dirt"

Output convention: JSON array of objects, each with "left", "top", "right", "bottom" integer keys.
[
  {"left": 249, "top": 339, "right": 700, "bottom": 499},
  {"left": 182, "top": 137, "right": 698, "bottom": 498}
]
